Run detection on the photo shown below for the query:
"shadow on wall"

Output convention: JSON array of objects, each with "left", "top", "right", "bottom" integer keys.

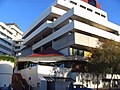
[{"left": 0, "top": 61, "right": 14, "bottom": 88}]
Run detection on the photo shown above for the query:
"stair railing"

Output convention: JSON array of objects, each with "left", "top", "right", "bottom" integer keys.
[{"left": 14, "top": 74, "right": 25, "bottom": 89}]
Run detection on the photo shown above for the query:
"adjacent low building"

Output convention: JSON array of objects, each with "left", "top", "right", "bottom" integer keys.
[
  {"left": 16, "top": 51, "right": 120, "bottom": 90},
  {"left": 0, "top": 22, "right": 23, "bottom": 56},
  {"left": 0, "top": 22, "right": 23, "bottom": 88}
]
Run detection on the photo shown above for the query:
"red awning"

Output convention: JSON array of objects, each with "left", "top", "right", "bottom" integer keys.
[{"left": 28, "top": 48, "right": 63, "bottom": 57}]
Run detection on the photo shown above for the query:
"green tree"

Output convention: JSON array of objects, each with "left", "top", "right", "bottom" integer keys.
[
  {"left": 0, "top": 55, "right": 16, "bottom": 64},
  {"left": 89, "top": 47, "right": 107, "bottom": 90},
  {"left": 89, "top": 38, "right": 120, "bottom": 89}
]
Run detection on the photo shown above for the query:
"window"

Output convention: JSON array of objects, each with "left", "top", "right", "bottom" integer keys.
[
  {"left": 15, "top": 46, "right": 20, "bottom": 49},
  {"left": 95, "top": 12, "right": 100, "bottom": 15},
  {"left": 7, "top": 30, "right": 13, "bottom": 35},
  {"left": 87, "top": 8, "right": 93, "bottom": 12},
  {"left": 1, "top": 26, "right": 5, "bottom": 30},
  {"left": 80, "top": 5, "right": 86, "bottom": 9},
  {"left": 70, "top": 48, "right": 73, "bottom": 55},
  {"left": 69, "top": 47, "right": 84, "bottom": 57},
  {"left": 0, "top": 32, "right": 6, "bottom": 37},
  {"left": 15, "top": 41, "right": 20, "bottom": 44},
  {"left": 0, "top": 31, "right": 12, "bottom": 40},
  {"left": 101, "top": 14, "right": 106, "bottom": 18},
  {"left": 70, "top": 1, "right": 77, "bottom": 5}
]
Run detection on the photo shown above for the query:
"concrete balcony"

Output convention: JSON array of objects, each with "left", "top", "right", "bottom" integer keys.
[
  {"left": 0, "top": 47, "right": 12, "bottom": 55},
  {"left": 23, "top": 6, "right": 66, "bottom": 38},
  {"left": 53, "top": 7, "right": 119, "bottom": 33},
  {"left": 33, "top": 20, "right": 120, "bottom": 50},
  {"left": 0, "top": 27, "right": 13, "bottom": 38},
  {"left": 53, "top": 32, "right": 98, "bottom": 50},
  {"left": 0, "top": 40, "right": 12, "bottom": 50},
  {"left": 0, "top": 22, "right": 14, "bottom": 35},
  {"left": 32, "top": 21, "right": 74, "bottom": 50},
  {"left": 23, "top": 20, "right": 53, "bottom": 45},
  {"left": 73, "top": 20, "right": 120, "bottom": 41},
  {"left": 0, "top": 35, "right": 13, "bottom": 44}
]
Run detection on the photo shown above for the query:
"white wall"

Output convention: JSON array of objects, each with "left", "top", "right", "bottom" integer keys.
[
  {"left": 75, "top": 32, "right": 98, "bottom": 48},
  {"left": 19, "top": 65, "right": 47, "bottom": 90},
  {"left": 19, "top": 66, "right": 40, "bottom": 87},
  {"left": 38, "top": 65, "right": 55, "bottom": 76},
  {"left": 0, "top": 61, "right": 14, "bottom": 87},
  {"left": 38, "top": 65, "right": 73, "bottom": 78}
]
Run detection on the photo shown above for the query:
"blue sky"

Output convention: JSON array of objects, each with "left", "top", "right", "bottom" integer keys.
[{"left": 0, "top": 0, "right": 120, "bottom": 32}]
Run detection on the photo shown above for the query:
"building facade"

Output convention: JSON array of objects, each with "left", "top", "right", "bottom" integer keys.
[
  {"left": 22, "top": 0, "right": 120, "bottom": 57},
  {"left": 0, "top": 22, "right": 23, "bottom": 56},
  {"left": 17, "top": 0, "right": 120, "bottom": 89}
]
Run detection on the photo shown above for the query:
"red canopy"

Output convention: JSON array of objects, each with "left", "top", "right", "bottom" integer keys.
[{"left": 28, "top": 48, "right": 63, "bottom": 57}]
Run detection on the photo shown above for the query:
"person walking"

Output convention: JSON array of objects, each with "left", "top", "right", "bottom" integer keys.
[
  {"left": 8, "top": 84, "right": 13, "bottom": 90},
  {"left": 3, "top": 84, "right": 7, "bottom": 90}
]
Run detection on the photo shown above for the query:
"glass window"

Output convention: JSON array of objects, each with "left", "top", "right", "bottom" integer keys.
[
  {"left": 15, "top": 46, "right": 20, "bottom": 49},
  {"left": 69, "top": 47, "right": 84, "bottom": 57},
  {"left": 87, "top": 8, "right": 93, "bottom": 12},
  {"left": 70, "top": 1, "right": 77, "bottom": 5},
  {"left": 80, "top": 5, "right": 86, "bottom": 9},
  {"left": 74, "top": 49, "right": 77, "bottom": 55},
  {"left": 70, "top": 48, "right": 73, "bottom": 55},
  {"left": 1, "top": 26, "right": 5, "bottom": 30},
  {"left": 78, "top": 50, "right": 84, "bottom": 56}
]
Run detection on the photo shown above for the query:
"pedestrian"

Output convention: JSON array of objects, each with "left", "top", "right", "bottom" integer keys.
[
  {"left": 8, "top": 84, "right": 13, "bottom": 90},
  {"left": 3, "top": 84, "right": 7, "bottom": 90}
]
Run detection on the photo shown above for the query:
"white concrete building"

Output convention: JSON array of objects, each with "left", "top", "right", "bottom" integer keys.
[
  {"left": 18, "top": 0, "right": 120, "bottom": 90},
  {"left": 0, "top": 22, "right": 23, "bottom": 56},
  {"left": 17, "top": 0, "right": 120, "bottom": 90},
  {"left": 22, "top": 0, "right": 120, "bottom": 57},
  {"left": 0, "top": 22, "right": 23, "bottom": 89}
]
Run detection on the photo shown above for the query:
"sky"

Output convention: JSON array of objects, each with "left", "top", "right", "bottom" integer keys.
[{"left": 0, "top": 0, "right": 120, "bottom": 33}]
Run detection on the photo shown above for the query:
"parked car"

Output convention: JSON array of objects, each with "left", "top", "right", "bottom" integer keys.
[
  {"left": 72, "top": 84, "right": 93, "bottom": 90},
  {"left": 68, "top": 84, "right": 93, "bottom": 90}
]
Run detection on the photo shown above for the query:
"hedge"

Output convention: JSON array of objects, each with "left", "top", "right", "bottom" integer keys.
[{"left": 0, "top": 55, "right": 16, "bottom": 63}]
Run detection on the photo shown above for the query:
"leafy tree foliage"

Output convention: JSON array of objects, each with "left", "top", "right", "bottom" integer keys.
[
  {"left": 89, "top": 38, "right": 120, "bottom": 89},
  {"left": 0, "top": 55, "right": 16, "bottom": 64},
  {"left": 90, "top": 38, "right": 120, "bottom": 74}
]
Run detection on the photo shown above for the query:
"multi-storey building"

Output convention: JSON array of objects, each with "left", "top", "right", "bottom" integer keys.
[
  {"left": 22, "top": 0, "right": 120, "bottom": 57},
  {"left": 16, "top": 0, "right": 120, "bottom": 89},
  {"left": 0, "top": 22, "right": 23, "bottom": 56},
  {"left": 0, "top": 22, "right": 23, "bottom": 89}
]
